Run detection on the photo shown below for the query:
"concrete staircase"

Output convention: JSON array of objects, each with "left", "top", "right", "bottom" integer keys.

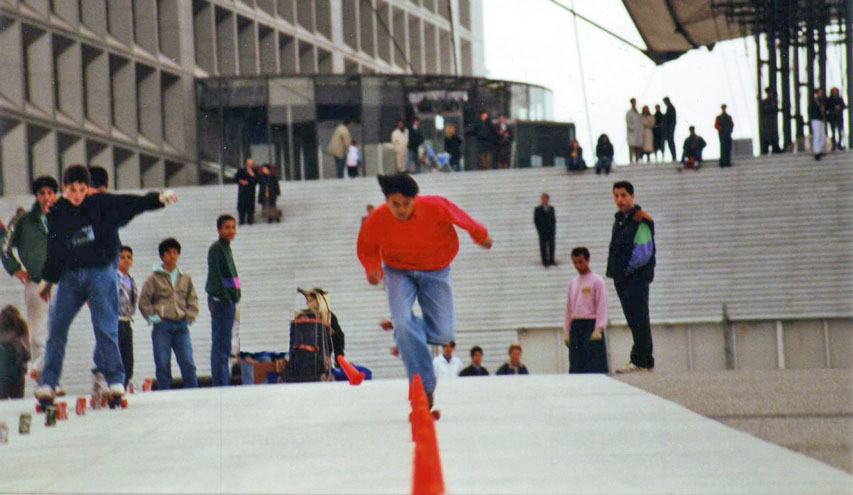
[{"left": 0, "top": 151, "right": 850, "bottom": 394}]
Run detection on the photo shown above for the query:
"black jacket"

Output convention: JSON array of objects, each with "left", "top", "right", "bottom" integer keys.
[
  {"left": 459, "top": 364, "right": 489, "bottom": 376},
  {"left": 496, "top": 363, "right": 528, "bottom": 375},
  {"left": 809, "top": 98, "right": 826, "bottom": 122},
  {"left": 827, "top": 95, "right": 846, "bottom": 121},
  {"left": 257, "top": 175, "right": 281, "bottom": 205},
  {"left": 606, "top": 205, "right": 656, "bottom": 283},
  {"left": 235, "top": 168, "right": 257, "bottom": 208},
  {"left": 663, "top": 103, "right": 677, "bottom": 130},
  {"left": 444, "top": 135, "right": 462, "bottom": 159},
  {"left": 534, "top": 205, "right": 556, "bottom": 236},
  {"left": 474, "top": 121, "right": 498, "bottom": 151},
  {"left": 596, "top": 141, "right": 614, "bottom": 159},
  {"left": 408, "top": 127, "right": 424, "bottom": 152},
  {"left": 42, "top": 193, "right": 163, "bottom": 283}
]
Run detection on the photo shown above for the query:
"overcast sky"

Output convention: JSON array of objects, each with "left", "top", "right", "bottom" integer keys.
[{"left": 482, "top": 0, "right": 848, "bottom": 164}]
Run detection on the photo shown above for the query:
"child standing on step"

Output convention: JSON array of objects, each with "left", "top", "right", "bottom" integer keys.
[{"left": 139, "top": 238, "right": 199, "bottom": 390}]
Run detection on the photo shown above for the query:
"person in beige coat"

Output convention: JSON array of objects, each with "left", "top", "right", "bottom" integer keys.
[
  {"left": 390, "top": 119, "right": 409, "bottom": 172},
  {"left": 138, "top": 238, "right": 199, "bottom": 390},
  {"left": 327, "top": 120, "right": 353, "bottom": 179}
]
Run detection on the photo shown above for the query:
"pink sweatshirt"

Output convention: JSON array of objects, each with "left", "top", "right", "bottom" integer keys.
[{"left": 563, "top": 271, "right": 609, "bottom": 336}]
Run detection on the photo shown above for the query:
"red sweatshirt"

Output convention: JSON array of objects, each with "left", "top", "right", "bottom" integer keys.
[{"left": 357, "top": 195, "right": 489, "bottom": 277}]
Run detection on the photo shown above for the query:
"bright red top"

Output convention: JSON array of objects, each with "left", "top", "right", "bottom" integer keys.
[{"left": 357, "top": 195, "right": 489, "bottom": 277}]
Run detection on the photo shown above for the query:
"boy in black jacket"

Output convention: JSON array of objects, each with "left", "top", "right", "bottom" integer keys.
[{"left": 35, "top": 165, "right": 177, "bottom": 402}]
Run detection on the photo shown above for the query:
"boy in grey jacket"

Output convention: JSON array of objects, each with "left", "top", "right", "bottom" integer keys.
[{"left": 138, "top": 238, "right": 199, "bottom": 390}]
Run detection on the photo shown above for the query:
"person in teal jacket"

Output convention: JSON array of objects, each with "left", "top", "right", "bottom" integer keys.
[
  {"left": 206, "top": 215, "right": 241, "bottom": 387},
  {"left": 1, "top": 176, "right": 57, "bottom": 382}
]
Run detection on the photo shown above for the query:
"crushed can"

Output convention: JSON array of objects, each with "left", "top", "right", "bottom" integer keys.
[
  {"left": 128, "top": 382, "right": 135, "bottom": 394},
  {"left": 0, "top": 422, "right": 8, "bottom": 443},
  {"left": 56, "top": 402, "right": 68, "bottom": 420},
  {"left": 19, "top": 414, "right": 31, "bottom": 434},
  {"left": 75, "top": 397, "right": 87, "bottom": 416},
  {"left": 142, "top": 379, "right": 153, "bottom": 392},
  {"left": 44, "top": 406, "right": 57, "bottom": 426}
]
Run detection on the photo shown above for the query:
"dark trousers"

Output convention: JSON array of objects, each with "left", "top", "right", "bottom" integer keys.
[
  {"left": 665, "top": 127, "right": 676, "bottom": 161},
  {"left": 479, "top": 150, "right": 492, "bottom": 170},
  {"left": 335, "top": 157, "right": 345, "bottom": 178},
  {"left": 719, "top": 133, "right": 733, "bottom": 167},
  {"left": 238, "top": 207, "right": 254, "bottom": 225},
  {"left": 568, "top": 319, "right": 608, "bottom": 374},
  {"left": 614, "top": 279, "right": 654, "bottom": 369},
  {"left": 537, "top": 232, "right": 555, "bottom": 266},
  {"left": 118, "top": 320, "right": 134, "bottom": 387},
  {"left": 209, "top": 297, "right": 236, "bottom": 387}
]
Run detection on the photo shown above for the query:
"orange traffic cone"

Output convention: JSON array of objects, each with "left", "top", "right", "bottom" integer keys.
[
  {"left": 411, "top": 412, "right": 444, "bottom": 494},
  {"left": 336, "top": 355, "right": 365, "bottom": 385}
]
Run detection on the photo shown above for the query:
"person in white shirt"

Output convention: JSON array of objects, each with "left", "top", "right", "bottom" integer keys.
[
  {"left": 432, "top": 341, "right": 463, "bottom": 379},
  {"left": 390, "top": 120, "right": 409, "bottom": 172},
  {"left": 346, "top": 140, "right": 361, "bottom": 178}
]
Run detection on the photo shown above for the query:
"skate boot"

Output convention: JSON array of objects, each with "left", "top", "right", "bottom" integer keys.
[
  {"left": 107, "top": 383, "right": 127, "bottom": 409},
  {"left": 91, "top": 371, "right": 109, "bottom": 409},
  {"left": 34, "top": 384, "right": 56, "bottom": 412},
  {"left": 427, "top": 392, "right": 440, "bottom": 420}
]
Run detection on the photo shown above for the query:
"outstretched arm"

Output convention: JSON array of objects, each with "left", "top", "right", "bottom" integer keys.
[{"left": 442, "top": 198, "right": 491, "bottom": 248}]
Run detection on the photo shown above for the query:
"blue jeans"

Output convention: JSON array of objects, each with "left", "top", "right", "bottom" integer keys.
[
  {"left": 92, "top": 253, "right": 120, "bottom": 376},
  {"left": 595, "top": 157, "right": 612, "bottom": 175},
  {"left": 334, "top": 157, "right": 345, "bottom": 178},
  {"left": 42, "top": 265, "right": 124, "bottom": 388},
  {"left": 384, "top": 265, "right": 455, "bottom": 395},
  {"left": 152, "top": 320, "right": 198, "bottom": 390},
  {"left": 209, "top": 297, "right": 235, "bottom": 387},
  {"left": 405, "top": 150, "right": 420, "bottom": 173}
]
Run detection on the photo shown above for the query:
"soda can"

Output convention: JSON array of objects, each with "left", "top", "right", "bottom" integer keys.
[
  {"left": 45, "top": 405, "right": 57, "bottom": 426},
  {"left": 18, "top": 414, "right": 31, "bottom": 434},
  {"left": 128, "top": 382, "right": 135, "bottom": 394},
  {"left": 0, "top": 422, "right": 8, "bottom": 444},
  {"left": 142, "top": 379, "right": 153, "bottom": 392},
  {"left": 76, "top": 397, "right": 87, "bottom": 415},
  {"left": 56, "top": 402, "right": 68, "bottom": 420}
]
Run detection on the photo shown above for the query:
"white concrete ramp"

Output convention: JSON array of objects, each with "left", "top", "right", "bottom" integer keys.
[{"left": 0, "top": 375, "right": 850, "bottom": 495}]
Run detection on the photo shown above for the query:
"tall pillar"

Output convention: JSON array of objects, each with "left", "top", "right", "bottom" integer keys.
[{"left": 780, "top": 27, "right": 793, "bottom": 149}]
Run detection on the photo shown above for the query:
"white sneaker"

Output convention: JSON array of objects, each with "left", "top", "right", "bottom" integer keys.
[
  {"left": 615, "top": 362, "right": 653, "bottom": 374},
  {"left": 108, "top": 383, "right": 126, "bottom": 398},
  {"left": 34, "top": 384, "right": 56, "bottom": 401},
  {"left": 54, "top": 385, "right": 66, "bottom": 396}
]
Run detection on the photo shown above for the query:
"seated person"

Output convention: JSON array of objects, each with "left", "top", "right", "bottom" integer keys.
[
  {"left": 459, "top": 346, "right": 489, "bottom": 376},
  {"left": 496, "top": 344, "right": 529, "bottom": 375},
  {"left": 566, "top": 140, "right": 587, "bottom": 172},
  {"left": 290, "top": 287, "right": 344, "bottom": 376},
  {"left": 681, "top": 126, "right": 707, "bottom": 170}
]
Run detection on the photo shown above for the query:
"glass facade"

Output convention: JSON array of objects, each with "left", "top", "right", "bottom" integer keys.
[{"left": 196, "top": 75, "right": 561, "bottom": 182}]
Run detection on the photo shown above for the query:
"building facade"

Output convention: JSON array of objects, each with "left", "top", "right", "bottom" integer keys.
[{"left": 0, "top": 0, "right": 485, "bottom": 195}]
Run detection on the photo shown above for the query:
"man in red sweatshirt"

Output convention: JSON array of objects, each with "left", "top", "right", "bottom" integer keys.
[{"left": 357, "top": 174, "right": 492, "bottom": 407}]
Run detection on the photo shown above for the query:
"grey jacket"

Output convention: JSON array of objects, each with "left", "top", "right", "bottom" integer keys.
[{"left": 138, "top": 265, "right": 199, "bottom": 324}]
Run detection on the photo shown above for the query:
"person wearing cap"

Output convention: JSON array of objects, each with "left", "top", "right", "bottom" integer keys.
[
  {"left": 1, "top": 175, "right": 58, "bottom": 385},
  {"left": 294, "top": 287, "right": 345, "bottom": 364},
  {"left": 357, "top": 173, "right": 492, "bottom": 409}
]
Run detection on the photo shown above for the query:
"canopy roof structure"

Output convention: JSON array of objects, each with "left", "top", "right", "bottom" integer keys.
[{"left": 622, "top": 0, "right": 849, "bottom": 64}]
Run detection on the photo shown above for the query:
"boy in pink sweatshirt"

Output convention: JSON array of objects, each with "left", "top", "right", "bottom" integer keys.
[{"left": 563, "top": 247, "right": 609, "bottom": 374}]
